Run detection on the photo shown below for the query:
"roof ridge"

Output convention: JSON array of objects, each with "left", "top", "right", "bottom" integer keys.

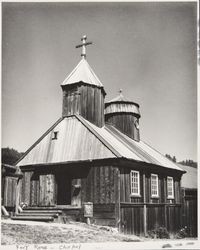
[
  {"left": 104, "top": 125, "right": 146, "bottom": 161},
  {"left": 75, "top": 115, "right": 121, "bottom": 158}
]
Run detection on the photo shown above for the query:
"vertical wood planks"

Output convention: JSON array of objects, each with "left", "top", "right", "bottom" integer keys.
[
  {"left": 30, "top": 173, "right": 39, "bottom": 206},
  {"left": 181, "top": 189, "right": 197, "bottom": 237},
  {"left": 3, "top": 177, "right": 17, "bottom": 207},
  {"left": 82, "top": 165, "right": 117, "bottom": 205},
  {"left": 62, "top": 84, "right": 105, "bottom": 127},
  {"left": 39, "top": 174, "right": 56, "bottom": 206},
  {"left": 105, "top": 112, "right": 140, "bottom": 141},
  {"left": 22, "top": 171, "right": 33, "bottom": 206}
]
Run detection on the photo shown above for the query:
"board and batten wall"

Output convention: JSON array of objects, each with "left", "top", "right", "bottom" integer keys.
[
  {"left": 19, "top": 164, "right": 120, "bottom": 227},
  {"left": 181, "top": 189, "right": 197, "bottom": 237},
  {"left": 81, "top": 165, "right": 120, "bottom": 227},
  {"left": 20, "top": 164, "right": 184, "bottom": 235},
  {"left": 2, "top": 176, "right": 18, "bottom": 207},
  {"left": 62, "top": 84, "right": 105, "bottom": 127},
  {"left": 105, "top": 113, "right": 140, "bottom": 141},
  {"left": 119, "top": 166, "right": 182, "bottom": 235}
]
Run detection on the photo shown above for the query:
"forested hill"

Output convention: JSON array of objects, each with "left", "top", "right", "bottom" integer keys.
[
  {"left": 165, "top": 153, "right": 197, "bottom": 168},
  {"left": 2, "top": 147, "right": 24, "bottom": 165}
]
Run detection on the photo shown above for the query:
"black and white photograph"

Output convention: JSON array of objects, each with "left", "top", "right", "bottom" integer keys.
[{"left": 1, "top": 1, "right": 198, "bottom": 249}]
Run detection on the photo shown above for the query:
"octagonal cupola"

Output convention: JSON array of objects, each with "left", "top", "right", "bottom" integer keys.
[
  {"left": 105, "top": 90, "right": 141, "bottom": 141},
  {"left": 61, "top": 36, "right": 106, "bottom": 127}
]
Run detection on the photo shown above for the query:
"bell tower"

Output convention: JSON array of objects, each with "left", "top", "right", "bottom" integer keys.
[{"left": 61, "top": 36, "right": 106, "bottom": 127}]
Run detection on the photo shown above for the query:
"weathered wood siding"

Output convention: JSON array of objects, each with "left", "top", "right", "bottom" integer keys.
[
  {"left": 81, "top": 165, "right": 119, "bottom": 226},
  {"left": 120, "top": 204, "right": 144, "bottom": 235},
  {"left": 119, "top": 167, "right": 182, "bottom": 235},
  {"left": 120, "top": 168, "right": 181, "bottom": 204},
  {"left": 146, "top": 205, "right": 165, "bottom": 231},
  {"left": 21, "top": 171, "right": 33, "bottom": 205},
  {"left": 21, "top": 171, "right": 56, "bottom": 206},
  {"left": 181, "top": 189, "right": 197, "bottom": 237},
  {"left": 20, "top": 164, "right": 119, "bottom": 224},
  {"left": 30, "top": 173, "right": 39, "bottom": 206},
  {"left": 105, "top": 113, "right": 140, "bottom": 141},
  {"left": 39, "top": 174, "right": 56, "bottom": 206},
  {"left": 166, "top": 205, "right": 181, "bottom": 233},
  {"left": 2, "top": 176, "right": 17, "bottom": 207},
  {"left": 62, "top": 84, "right": 105, "bottom": 127},
  {"left": 81, "top": 166, "right": 117, "bottom": 204},
  {"left": 120, "top": 167, "right": 143, "bottom": 203}
]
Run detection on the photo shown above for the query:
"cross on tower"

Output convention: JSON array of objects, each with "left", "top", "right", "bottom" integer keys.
[
  {"left": 119, "top": 89, "right": 123, "bottom": 97},
  {"left": 76, "top": 35, "right": 92, "bottom": 59}
]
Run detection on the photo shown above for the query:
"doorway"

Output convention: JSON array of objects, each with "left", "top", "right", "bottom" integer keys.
[{"left": 56, "top": 174, "right": 71, "bottom": 205}]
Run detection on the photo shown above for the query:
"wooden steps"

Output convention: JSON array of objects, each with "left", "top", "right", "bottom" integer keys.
[
  {"left": 11, "top": 207, "right": 63, "bottom": 222},
  {"left": 22, "top": 210, "right": 62, "bottom": 214},
  {"left": 11, "top": 215, "right": 54, "bottom": 222},
  {"left": 15, "top": 213, "right": 59, "bottom": 218}
]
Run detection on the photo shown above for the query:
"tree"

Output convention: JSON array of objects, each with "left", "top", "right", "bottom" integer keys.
[
  {"left": 165, "top": 154, "right": 176, "bottom": 163},
  {"left": 172, "top": 156, "right": 176, "bottom": 163},
  {"left": 179, "top": 159, "right": 197, "bottom": 168},
  {"left": 2, "top": 147, "right": 24, "bottom": 165}
]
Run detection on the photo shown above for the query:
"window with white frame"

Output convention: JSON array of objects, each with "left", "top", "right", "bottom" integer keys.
[
  {"left": 151, "top": 174, "right": 159, "bottom": 197},
  {"left": 130, "top": 170, "right": 140, "bottom": 195},
  {"left": 167, "top": 176, "right": 174, "bottom": 198}
]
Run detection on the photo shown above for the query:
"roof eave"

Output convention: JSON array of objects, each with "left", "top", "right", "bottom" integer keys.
[{"left": 61, "top": 81, "right": 107, "bottom": 95}]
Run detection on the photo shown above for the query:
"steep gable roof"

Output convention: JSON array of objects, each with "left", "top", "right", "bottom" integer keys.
[
  {"left": 87, "top": 120, "right": 183, "bottom": 172},
  {"left": 16, "top": 116, "right": 116, "bottom": 166},
  {"left": 17, "top": 115, "right": 184, "bottom": 172},
  {"left": 61, "top": 58, "right": 103, "bottom": 87}
]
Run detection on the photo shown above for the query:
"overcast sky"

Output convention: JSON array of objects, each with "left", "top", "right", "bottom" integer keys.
[{"left": 2, "top": 2, "right": 197, "bottom": 162}]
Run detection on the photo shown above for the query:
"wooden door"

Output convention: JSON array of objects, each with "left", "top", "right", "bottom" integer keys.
[{"left": 39, "top": 174, "right": 55, "bottom": 206}]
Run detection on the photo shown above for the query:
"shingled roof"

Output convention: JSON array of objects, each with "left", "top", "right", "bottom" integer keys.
[{"left": 16, "top": 115, "right": 184, "bottom": 172}]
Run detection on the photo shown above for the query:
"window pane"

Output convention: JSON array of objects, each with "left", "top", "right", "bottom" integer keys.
[
  {"left": 130, "top": 171, "right": 140, "bottom": 195},
  {"left": 167, "top": 177, "right": 174, "bottom": 198},
  {"left": 151, "top": 174, "right": 158, "bottom": 197}
]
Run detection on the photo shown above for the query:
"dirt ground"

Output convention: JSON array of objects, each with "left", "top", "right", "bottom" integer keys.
[
  {"left": 1, "top": 219, "right": 140, "bottom": 245},
  {"left": 1, "top": 220, "right": 198, "bottom": 249}
]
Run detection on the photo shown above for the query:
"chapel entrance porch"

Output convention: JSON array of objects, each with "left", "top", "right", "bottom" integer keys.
[
  {"left": 27, "top": 166, "right": 83, "bottom": 208},
  {"left": 14, "top": 167, "right": 83, "bottom": 222}
]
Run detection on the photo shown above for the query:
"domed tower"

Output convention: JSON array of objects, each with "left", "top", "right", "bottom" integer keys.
[
  {"left": 61, "top": 36, "right": 106, "bottom": 127},
  {"left": 105, "top": 90, "right": 141, "bottom": 141}
]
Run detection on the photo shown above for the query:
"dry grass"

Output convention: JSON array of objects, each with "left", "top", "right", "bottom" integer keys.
[{"left": 1, "top": 220, "right": 140, "bottom": 245}]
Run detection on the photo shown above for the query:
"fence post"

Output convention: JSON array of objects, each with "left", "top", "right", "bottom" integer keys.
[
  {"left": 15, "top": 178, "right": 21, "bottom": 215},
  {"left": 143, "top": 173, "right": 147, "bottom": 236}
]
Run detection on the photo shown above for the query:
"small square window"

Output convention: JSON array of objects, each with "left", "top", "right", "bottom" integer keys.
[
  {"left": 52, "top": 131, "right": 58, "bottom": 140},
  {"left": 151, "top": 174, "right": 159, "bottom": 197}
]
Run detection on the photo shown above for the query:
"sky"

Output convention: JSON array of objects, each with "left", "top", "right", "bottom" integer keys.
[{"left": 2, "top": 2, "right": 197, "bottom": 162}]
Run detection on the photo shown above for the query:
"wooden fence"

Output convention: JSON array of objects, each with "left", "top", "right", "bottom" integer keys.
[
  {"left": 120, "top": 203, "right": 182, "bottom": 236},
  {"left": 181, "top": 189, "right": 197, "bottom": 237}
]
